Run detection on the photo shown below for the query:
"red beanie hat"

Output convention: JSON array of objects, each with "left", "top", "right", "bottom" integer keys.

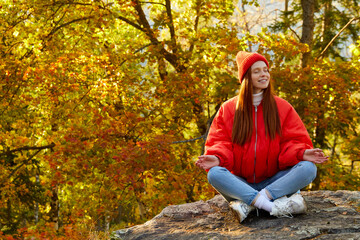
[{"left": 236, "top": 51, "right": 269, "bottom": 83}]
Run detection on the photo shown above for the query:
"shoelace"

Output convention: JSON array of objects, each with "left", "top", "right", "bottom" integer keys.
[
  {"left": 276, "top": 207, "right": 293, "bottom": 218},
  {"left": 277, "top": 212, "right": 293, "bottom": 218}
]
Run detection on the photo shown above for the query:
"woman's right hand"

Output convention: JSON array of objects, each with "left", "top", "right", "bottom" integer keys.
[
  {"left": 303, "top": 148, "right": 329, "bottom": 164},
  {"left": 195, "top": 155, "right": 220, "bottom": 170}
]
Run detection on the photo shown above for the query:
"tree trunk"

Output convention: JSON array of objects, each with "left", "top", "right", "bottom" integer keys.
[
  {"left": 49, "top": 185, "right": 59, "bottom": 230},
  {"left": 300, "top": 0, "right": 316, "bottom": 68},
  {"left": 34, "top": 175, "right": 39, "bottom": 224},
  {"left": 284, "top": 0, "right": 289, "bottom": 29},
  {"left": 321, "top": 0, "right": 333, "bottom": 50}
]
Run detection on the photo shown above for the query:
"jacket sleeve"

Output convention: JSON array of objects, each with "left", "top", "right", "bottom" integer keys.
[
  {"left": 278, "top": 105, "right": 313, "bottom": 170},
  {"left": 204, "top": 104, "right": 234, "bottom": 171}
]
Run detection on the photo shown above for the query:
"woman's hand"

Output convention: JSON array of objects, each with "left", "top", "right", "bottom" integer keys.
[
  {"left": 195, "top": 155, "right": 220, "bottom": 170},
  {"left": 303, "top": 148, "right": 329, "bottom": 164}
]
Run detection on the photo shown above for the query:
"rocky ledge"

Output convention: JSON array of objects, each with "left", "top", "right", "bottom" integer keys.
[{"left": 113, "top": 190, "right": 360, "bottom": 240}]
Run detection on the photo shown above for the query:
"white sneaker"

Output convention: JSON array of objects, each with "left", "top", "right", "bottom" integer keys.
[
  {"left": 229, "top": 200, "right": 255, "bottom": 223},
  {"left": 270, "top": 194, "right": 307, "bottom": 218},
  {"left": 288, "top": 193, "right": 307, "bottom": 214},
  {"left": 270, "top": 196, "right": 293, "bottom": 218}
]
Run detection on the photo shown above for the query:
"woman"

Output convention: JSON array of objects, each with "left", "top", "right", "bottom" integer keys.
[{"left": 195, "top": 51, "right": 328, "bottom": 223}]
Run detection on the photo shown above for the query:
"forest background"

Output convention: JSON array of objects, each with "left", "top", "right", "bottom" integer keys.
[{"left": 0, "top": 0, "right": 359, "bottom": 239}]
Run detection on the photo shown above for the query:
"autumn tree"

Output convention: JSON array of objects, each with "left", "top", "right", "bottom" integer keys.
[
  {"left": 268, "top": 0, "right": 360, "bottom": 189},
  {"left": 0, "top": 0, "right": 242, "bottom": 236},
  {"left": 0, "top": 0, "right": 359, "bottom": 238}
]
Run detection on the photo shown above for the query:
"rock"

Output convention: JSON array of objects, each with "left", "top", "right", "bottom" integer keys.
[{"left": 112, "top": 191, "right": 360, "bottom": 240}]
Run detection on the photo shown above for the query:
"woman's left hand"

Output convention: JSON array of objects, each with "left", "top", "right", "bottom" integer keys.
[
  {"left": 303, "top": 148, "right": 329, "bottom": 164},
  {"left": 195, "top": 155, "right": 220, "bottom": 170}
]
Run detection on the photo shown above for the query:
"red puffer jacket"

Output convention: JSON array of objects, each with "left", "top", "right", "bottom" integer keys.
[{"left": 204, "top": 96, "right": 313, "bottom": 183}]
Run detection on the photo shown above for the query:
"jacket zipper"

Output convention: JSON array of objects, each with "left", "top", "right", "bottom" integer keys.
[{"left": 254, "top": 106, "right": 258, "bottom": 183}]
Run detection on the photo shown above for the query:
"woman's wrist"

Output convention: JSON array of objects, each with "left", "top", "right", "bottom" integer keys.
[{"left": 214, "top": 155, "right": 220, "bottom": 166}]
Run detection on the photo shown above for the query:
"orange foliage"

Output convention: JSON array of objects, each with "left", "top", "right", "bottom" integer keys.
[{"left": 0, "top": 0, "right": 359, "bottom": 238}]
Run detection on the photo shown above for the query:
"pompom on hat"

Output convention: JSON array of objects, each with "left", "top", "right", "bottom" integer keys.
[{"left": 236, "top": 51, "right": 269, "bottom": 83}]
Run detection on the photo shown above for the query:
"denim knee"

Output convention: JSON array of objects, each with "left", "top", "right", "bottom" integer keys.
[
  {"left": 299, "top": 161, "right": 317, "bottom": 182},
  {"left": 207, "top": 166, "right": 225, "bottom": 185}
]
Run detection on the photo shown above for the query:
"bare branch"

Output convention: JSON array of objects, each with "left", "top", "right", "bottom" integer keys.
[
  {"left": 289, "top": 27, "right": 301, "bottom": 41},
  {"left": 116, "top": 15, "right": 144, "bottom": 32},
  {"left": 46, "top": 16, "right": 95, "bottom": 39},
  {"left": 1, "top": 142, "right": 56, "bottom": 156},
  {"left": 0, "top": 143, "right": 56, "bottom": 186},
  {"left": 165, "top": 0, "right": 177, "bottom": 52},
  {"left": 318, "top": 17, "right": 360, "bottom": 59},
  {"left": 189, "top": 0, "right": 203, "bottom": 53},
  {"left": 119, "top": 42, "right": 158, "bottom": 67},
  {"left": 133, "top": 0, "right": 159, "bottom": 43},
  {"left": 116, "top": 0, "right": 186, "bottom": 72},
  {"left": 42, "top": 1, "right": 94, "bottom": 7},
  {"left": 139, "top": 1, "right": 166, "bottom": 7},
  {"left": 7, "top": 149, "right": 41, "bottom": 179},
  {"left": 172, "top": 135, "right": 205, "bottom": 144},
  {"left": 157, "top": 56, "right": 168, "bottom": 81},
  {"left": 132, "top": 0, "right": 186, "bottom": 72}
]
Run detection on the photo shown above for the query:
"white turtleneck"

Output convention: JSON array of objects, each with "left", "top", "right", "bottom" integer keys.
[{"left": 253, "top": 91, "right": 263, "bottom": 107}]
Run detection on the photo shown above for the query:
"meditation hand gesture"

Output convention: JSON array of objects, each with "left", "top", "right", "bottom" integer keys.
[
  {"left": 303, "top": 148, "right": 329, "bottom": 164},
  {"left": 196, "top": 155, "right": 220, "bottom": 170}
]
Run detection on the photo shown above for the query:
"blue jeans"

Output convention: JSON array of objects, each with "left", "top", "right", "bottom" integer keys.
[{"left": 207, "top": 161, "right": 317, "bottom": 205}]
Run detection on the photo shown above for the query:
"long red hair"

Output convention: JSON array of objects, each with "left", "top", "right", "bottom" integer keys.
[{"left": 232, "top": 69, "right": 281, "bottom": 145}]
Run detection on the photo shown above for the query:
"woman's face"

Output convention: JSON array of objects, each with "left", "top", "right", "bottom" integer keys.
[{"left": 251, "top": 61, "right": 270, "bottom": 94}]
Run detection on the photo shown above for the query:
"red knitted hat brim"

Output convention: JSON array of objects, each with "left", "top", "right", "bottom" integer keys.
[{"left": 236, "top": 51, "right": 269, "bottom": 83}]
